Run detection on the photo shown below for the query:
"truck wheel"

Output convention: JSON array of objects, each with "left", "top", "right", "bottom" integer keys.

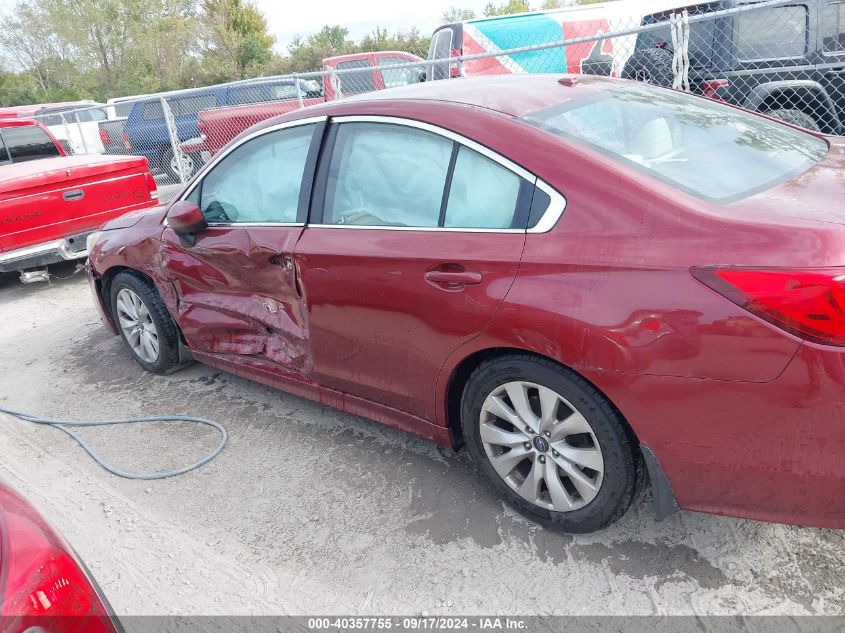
[
  {"left": 460, "top": 355, "right": 643, "bottom": 533},
  {"left": 763, "top": 108, "right": 821, "bottom": 132},
  {"left": 110, "top": 271, "right": 190, "bottom": 375},
  {"left": 163, "top": 148, "right": 197, "bottom": 183},
  {"left": 622, "top": 47, "right": 674, "bottom": 87}
]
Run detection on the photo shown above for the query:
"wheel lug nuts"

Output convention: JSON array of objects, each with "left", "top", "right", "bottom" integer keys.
[
  {"left": 544, "top": 431, "right": 551, "bottom": 438},
  {"left": 538, "top": 455, "right": 546, "bottom": 463},
  {"left": 525, "top": 426, "right": 532, "bottom": 434},
  {"left": 523, "top": 442, "right": 531, "bottom": 450},
  {"left": 552, "top": 450, "right": 559, "bottom": 457}
]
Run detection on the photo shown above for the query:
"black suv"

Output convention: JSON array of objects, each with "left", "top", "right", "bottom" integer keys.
[{"left": 623, "top": 0, "right": 845, "bottom": 133}]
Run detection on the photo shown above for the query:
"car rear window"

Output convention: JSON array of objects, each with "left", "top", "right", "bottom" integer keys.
[
  {"left": 522, "top": 84, "right": 828, "bottom": 203},
  {"left": 0, "top": 125, "right": 61, "bottom": 163}
]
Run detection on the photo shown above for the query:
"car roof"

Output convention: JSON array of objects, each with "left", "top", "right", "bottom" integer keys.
[
  {"left": 0, "top": 118, "right": 40, "bottom": 127},
  {"left": 337, "top": 74, "right": 618, "bottom": 118}
]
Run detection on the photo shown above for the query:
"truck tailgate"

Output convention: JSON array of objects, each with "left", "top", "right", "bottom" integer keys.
[{"left": 0, "top": 155, "right": 156, "bottom": 252}]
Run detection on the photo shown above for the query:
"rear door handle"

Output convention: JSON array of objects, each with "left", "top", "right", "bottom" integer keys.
[
  {"left": 424, "top": 270, "right": 482, "bottom": 286},
  {"left": 63, "top": 190, "right": 85, "bottom": 202}
]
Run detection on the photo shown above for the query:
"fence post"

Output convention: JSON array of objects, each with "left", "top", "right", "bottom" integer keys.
[
  {"left": 58, "top": 112, "right": 74, "bottom": 155},
  {"left": 73, "top": 111, "right": 90, "bottom": 155},
  {"left": 160, "top": 96, "right": 186, "bottom": 183},
  {"left": 294, "top": 74, "right": 304, "bottom": 109}
]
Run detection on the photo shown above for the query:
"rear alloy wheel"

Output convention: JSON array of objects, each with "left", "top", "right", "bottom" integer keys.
[
  {"left": 461, "top": 355, "right": 642, "bottom": 533},
  {"left": 479, "top": 381, "right": 604, "bottom": 511},
  {"left": 110, "top": 271, "right": 190, "bottom": 375}
]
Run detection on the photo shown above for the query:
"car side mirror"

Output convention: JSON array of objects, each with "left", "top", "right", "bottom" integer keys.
[{"left": 167, "top": 200, "right": 207, "bottom": 247}]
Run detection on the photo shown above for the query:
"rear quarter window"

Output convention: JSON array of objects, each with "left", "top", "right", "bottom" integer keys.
[{"left": 1, "top": 126, "right": 61, "bottom": 163}]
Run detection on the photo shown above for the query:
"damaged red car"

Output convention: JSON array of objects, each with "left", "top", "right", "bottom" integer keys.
[{"left": 87, "top": 75, "right": 845, "bottom": 533}]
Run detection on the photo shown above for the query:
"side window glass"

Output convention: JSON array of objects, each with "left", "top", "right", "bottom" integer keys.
[
  {"left": 0, "top": 135, "right": 9, "bottom": 163},
  {"left": 3, "top": 126, "right": 61, "bottom": 162},
  {"left": 823, "top": 2, "right": 845, "bottom": 54},
  {"left": 444, "top": 147, "right": 522, "bottom": 229},
  {"left": 735, "top": 6, "right": 807, "bottom": 60},
  {"left": 197, "top": 124, "right": 314, "bottom": 224},
  {"left": 376, "top": 56, "right": 420, "bottom": 88},
  {"left": 323, "top": 123, "right": 451, "bottom": 227},
  {"left": 335, "top": 59, "right": 375, "bottom": 94}
]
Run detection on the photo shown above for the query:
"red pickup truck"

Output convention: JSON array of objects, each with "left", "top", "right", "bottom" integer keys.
[
  {"left": 198, "top": 51, "right": 424, "bottom": 154},
  {"left": 0, "top": 119, "right": 158, "bottom": 280}
]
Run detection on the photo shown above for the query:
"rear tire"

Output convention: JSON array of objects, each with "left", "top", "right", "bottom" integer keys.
[
  {"left": 461, "top": 355, "right": 642, "bottom": 533},
  {"left": 110, "top": 271, "right": 189, "bottom": 375},
  {"left": 763, "top": 108, "right": 821, "bottom": 132}
]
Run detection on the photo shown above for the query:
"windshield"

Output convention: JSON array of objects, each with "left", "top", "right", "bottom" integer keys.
[{"left": 522, "top": 85, "right": 828, "bottom": 203}]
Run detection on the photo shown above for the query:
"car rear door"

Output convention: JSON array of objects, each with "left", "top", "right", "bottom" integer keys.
[
  {"left": 159, "top": 117, "right": 324, "bottom": 371},
  {"left": 293, "top": 116, "right": 539, "bottom": 421}
]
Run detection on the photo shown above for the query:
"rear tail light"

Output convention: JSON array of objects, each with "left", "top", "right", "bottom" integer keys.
[
  {"left": 99, "top": 128, "right": 110, "bottom": 145},
  {"left": 450, "top": 48, "right": 462, "bottom": 78},
  {"left": 145, "top": 171, "right": 158, "bottom": 200},
  {"left": 701, "top": 78, "right": 729, "bottom": 100},
  {"left": 122, "top": 132, "right": 132, "bottom": 152},
  {"left": 0, "top": 485, "right": 119, "bottom": 633},
  {"left": 692, "top": 267, "right": 845, "bottom": 346}
]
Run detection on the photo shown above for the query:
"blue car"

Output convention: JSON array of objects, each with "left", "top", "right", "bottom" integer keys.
[{"left": 124, "top": 78, "right": 320, "bottom": 181}]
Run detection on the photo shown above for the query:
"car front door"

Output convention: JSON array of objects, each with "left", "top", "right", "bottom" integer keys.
[
  {"left": 294, "top": 117, "right": 547, "bottom": 421},
  {"left": 160, "top": 117, "right": 324, "bottom": 372}
]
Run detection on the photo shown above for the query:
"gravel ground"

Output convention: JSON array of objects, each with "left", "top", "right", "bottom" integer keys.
[{"left": 1, "top": 263, "right": 844, "bottom": 619}]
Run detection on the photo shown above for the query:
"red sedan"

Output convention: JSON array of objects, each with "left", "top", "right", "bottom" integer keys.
[{"left": 86, "top": 75, "right": 845, "bottom": 533}]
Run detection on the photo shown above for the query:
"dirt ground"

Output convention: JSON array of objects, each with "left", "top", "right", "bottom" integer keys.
[{"left": 1, "top": 262, "right": 844, "bottom": 618}]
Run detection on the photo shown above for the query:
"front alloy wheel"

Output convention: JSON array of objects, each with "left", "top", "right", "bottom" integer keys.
[{"left": 116, "top": 287, "right": 160, "bottom": 364}]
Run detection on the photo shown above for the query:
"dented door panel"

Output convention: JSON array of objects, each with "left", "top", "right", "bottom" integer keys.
[{"left": 160, "top": 224, "right": 310, "bottom": 373}]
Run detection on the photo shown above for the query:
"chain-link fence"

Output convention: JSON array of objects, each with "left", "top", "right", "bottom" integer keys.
[{"left": 22, "top": 0, "right": 844, "bottom": 202}]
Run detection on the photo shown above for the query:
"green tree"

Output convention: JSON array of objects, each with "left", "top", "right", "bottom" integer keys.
[
  {"left": 200, "top": 0, "right": 275, "bottom": 81},
  {"left": 483, "top": 0, "right": 531, "bottom": 17},
  {"left": 441, "top": 6, "right": 477, "bottom": 22}
]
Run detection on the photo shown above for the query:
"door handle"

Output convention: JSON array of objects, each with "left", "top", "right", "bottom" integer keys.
[
  {"left": 424, "top": 270, "right": 482, "bottom": 286},
  {"left": 63, "top": 190, "right": 85, "bottom": 201}
]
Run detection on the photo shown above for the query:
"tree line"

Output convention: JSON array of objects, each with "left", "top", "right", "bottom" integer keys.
[{"left": 0, "top": 0, "right": 609, "bottom": 106}]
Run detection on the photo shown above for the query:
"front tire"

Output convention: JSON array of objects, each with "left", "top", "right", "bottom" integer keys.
[
  {"left": 110, "top": 271, "right": 188, "bottom": 375},
  {"left": 461, "top": 355, "right": 642, "bottom": 533}
]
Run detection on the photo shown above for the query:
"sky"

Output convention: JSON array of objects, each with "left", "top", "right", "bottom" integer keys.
[
  {"left": 0, "top": 0, "right": 493, "bottom": 54},
  {"left": 256, "top": 0, "right": 492, "bottom": 51}
]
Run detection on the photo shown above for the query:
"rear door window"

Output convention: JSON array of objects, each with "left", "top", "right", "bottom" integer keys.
[
  {"left": 822, "top": 2, "right": 845, "bottom": 54},
  {"left": 170, "top": 94, "right": 219, "bottom": 117},
  {"left": 376, "top": 56, "right": 421, "bottom": 88},
  {"left": 323, "top": 123, "right": 451, "bottom": 227},
  {"left": 320, "top": 121, "right": 530, "bottom": 229},
  {"left": 2, "top": 126, "right": 61, "bottom": 163},
  {"left": 231, "top": 83, "right": 300, "bottom": 105},
  {"left": 334, "top": 59, "right": 375, "bottom": 94},
  {"left": 734, "top": 6, "right": 808, "bottom": 60}
]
